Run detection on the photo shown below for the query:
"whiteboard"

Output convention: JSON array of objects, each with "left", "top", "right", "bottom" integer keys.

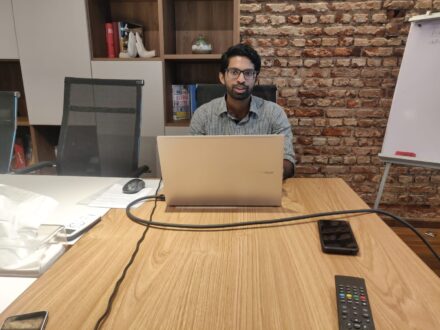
[{"left": 380, "top": 15, "right": 440, "bottom": 167}]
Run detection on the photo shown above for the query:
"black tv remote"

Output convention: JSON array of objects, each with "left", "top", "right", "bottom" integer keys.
[{"left": 335, "top": 275, "right": 375, "bottom": 330}]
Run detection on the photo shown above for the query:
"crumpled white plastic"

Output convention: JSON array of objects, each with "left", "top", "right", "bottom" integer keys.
[{"left": 0, "top": 184, "right": 58, "bottom": 239}]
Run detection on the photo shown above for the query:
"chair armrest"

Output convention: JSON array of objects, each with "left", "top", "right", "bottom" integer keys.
[
  {"left": 132, "top": 165, "right": 150, "bottom": 178},
  {"left": 13, "top": 161, "right": 57, "bottom": 174}
]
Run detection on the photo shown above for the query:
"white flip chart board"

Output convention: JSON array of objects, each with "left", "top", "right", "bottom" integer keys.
[{"left": 379, "top": 13, "right": 440, "bottom": 168}]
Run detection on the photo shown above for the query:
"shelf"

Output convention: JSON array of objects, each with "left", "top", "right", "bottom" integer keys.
[
  {"left": 164, "top": 54, "right": 222, "bottom": 60},
  {"left": 91, "top": 57, "right": 162, "bottom": 61},
  {"left": 86, "top": 0, "right": 239, "bottom": 128},
  {"left": 0, "top": 60, "right": 27, "bottom": 117},
  {"left": 162, "top": 0, "right": 237, "bottom": 55},
  {"left": 17, "top": 116, "right": 30, "bottom": 126},
  {"left": 165, "top": 119, "right": 191, "bottom": 127},
  {"left": 87, "top": 0, "right": 160, "bottom": 58}
]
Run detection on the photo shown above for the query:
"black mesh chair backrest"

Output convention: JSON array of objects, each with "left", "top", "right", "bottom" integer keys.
[
  {"left": 195, "top": 84, "right": 277, "bottom": 108},
  {"left": 0, "top": 91, "right": 20, "bottom": 173},
  {"left": 57, "top": 77, "right": 144, "bottom": 177}
]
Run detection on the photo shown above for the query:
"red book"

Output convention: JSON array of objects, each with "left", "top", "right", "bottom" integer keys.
[
  {"left": 112, "top": 22, "right": 120, "bottom": 56},
  {"left": 12, "top": 143, "right": 26, "bottom": 169},
  {"left": 105, "top": 22, "right": 116, "bottom": 58}
]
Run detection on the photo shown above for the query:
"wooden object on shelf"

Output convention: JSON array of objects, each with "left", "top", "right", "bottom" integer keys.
[
  {"left": 1, "top": 60, "right": 57, "bottom": 166},
  {"left": 162, "top": 0, "right": 240, "bottom": 126},
  {"left": 16, "top": 120, "right": 58, "bottom": 165},
  {"left": 164, "top": 59, "right": 228, "bottom": 124},
  {"left": 87, "top": 0, "right": 160, "bottom": 59},
  {"left": 86, "top": 0, "right": 239, "bottom": 127},
  {"left": 162, "top": 0, "right": 238, "bottom": 55}
]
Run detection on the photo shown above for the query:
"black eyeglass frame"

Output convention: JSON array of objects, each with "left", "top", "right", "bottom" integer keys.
[{"left": 225, "top": 68, "right": 258, "bottom": 80}]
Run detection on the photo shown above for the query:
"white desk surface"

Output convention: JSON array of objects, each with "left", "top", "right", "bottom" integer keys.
[
  {"left": 0, "top": 174, "right": 125, "bottom": 313},
  {"left": 0, "top": 174, "right": 124, "bottom": 225}
]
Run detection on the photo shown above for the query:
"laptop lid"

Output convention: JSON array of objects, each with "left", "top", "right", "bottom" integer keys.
[{"left": 157, "top": 135, "right": 284, "bottom": 206}]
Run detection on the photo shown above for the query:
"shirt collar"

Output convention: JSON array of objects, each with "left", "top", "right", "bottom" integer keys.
[{"left": 216, "top": 95, "right": 264, "bottom": 118}]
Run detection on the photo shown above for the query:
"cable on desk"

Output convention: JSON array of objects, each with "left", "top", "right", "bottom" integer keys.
[
  {"left": 94, "top": 180, "right": 162, "bottom": 330},
  {"left": 125, "top": 195, "right": 440, "bottom": 263}
]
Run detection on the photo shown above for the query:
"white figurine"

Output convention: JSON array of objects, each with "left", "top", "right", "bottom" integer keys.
[
  {"left": 135, "top": 32, "right": 156, "bottom": 58},
  {"left": 127, "top": 31, "right": 138, "bottom": 57}
]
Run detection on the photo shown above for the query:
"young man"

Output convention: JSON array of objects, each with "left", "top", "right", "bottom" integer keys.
[{"left": 190, "top": 43, "right": 295, "bottom": 179}]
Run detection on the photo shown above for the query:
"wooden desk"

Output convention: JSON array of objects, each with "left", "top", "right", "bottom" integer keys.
[{"left": 1, "top": 178, "right": 439, "bottom": 329}]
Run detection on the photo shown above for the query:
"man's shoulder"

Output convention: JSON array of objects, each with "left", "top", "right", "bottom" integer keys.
[{"left": 196, "top": 96, "right": 225, "bottom": 113}]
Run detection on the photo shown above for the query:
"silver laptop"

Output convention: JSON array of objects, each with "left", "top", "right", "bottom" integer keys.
[{"left": 157, "top": 135, "right": 284, "bottom": 206}]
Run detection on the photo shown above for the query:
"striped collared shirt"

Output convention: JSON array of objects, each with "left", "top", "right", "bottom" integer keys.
[{"left": 190, "top": 95, "right": 295, "bottom": 165}]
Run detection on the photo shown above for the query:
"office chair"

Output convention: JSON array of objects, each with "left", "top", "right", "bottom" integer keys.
[
  {"left": 16, "top": 77, "right": 149, "bottom": 177},
  {"left": 0, "top": 91, "right": 20, "bottom": 174},
  {"left": 195, "top": 84, "right": 277, "bottom": 107}
]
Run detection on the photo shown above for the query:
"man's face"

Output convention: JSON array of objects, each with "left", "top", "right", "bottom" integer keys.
[{"left": 219, "top": 56, "right": 257, "bottom": 100}]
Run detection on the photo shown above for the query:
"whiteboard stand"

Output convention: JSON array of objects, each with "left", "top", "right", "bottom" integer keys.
[
  {"left": 374, "top": 162, "right": 392, "bottom": 209},
  {"left": 374, "top": 155, "right": 440, "bottom": 208},
  {"left": 375, "top": 12, "right": 440, "bottom": 208}
]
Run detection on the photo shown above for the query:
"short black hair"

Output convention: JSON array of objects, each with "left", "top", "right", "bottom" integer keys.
[{"left": 220, "top": 43, "right": 261, "bottom": 74}]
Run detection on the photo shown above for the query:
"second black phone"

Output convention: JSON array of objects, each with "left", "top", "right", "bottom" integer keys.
[{"left": 317, "top": 219, "right": 359, "bottom": 255}]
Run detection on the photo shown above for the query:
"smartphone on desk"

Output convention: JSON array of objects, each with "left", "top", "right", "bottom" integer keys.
[
  {"left": 317, "top": 219, "right": 359, "bottom": 255},
  {"left": 1, "top": 311, "right": 48, "bottom": 330}
]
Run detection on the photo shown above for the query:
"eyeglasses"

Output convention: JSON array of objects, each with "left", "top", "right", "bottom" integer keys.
[{"left": 225, "top": 68, "right": 257, "bottom": 80}]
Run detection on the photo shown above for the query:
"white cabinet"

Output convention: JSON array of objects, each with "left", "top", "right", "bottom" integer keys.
[
  {"left": 0, "top": 0, "right": 18, "bottom": 59},
  {"left": 91, "top": 60, "right": 165, "bottom": 177},
  {"left": 12, "top": 0, "right": 92, "bottom": 125},
  {"left": 4, "top": 0, "right": 168, "bottom": 171}
]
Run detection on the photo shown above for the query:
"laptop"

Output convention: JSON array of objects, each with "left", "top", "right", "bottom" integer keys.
[{"left": 157, "top": 135, "right": 284, "bottom": 206}]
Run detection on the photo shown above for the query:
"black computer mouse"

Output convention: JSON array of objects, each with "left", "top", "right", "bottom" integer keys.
[{"left": 122, "top": 178, "right": 145, "bottom": 194}]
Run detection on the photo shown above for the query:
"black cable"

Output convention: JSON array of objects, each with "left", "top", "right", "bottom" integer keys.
[
  {"left": 125, "top": 195, "right": 440, "bottom": 263},
  {"left": 94, "top": 182, "right": 162, "bottom": 330}
]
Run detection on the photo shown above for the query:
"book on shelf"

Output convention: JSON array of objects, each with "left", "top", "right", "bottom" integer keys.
[
  {"left": 104, "top": 22, "right": 116, "bottom": 58},
  {"left": 11, "top": 140, "right": 26, "bottom": 170},
  {"left": 117, "top": 21, "right": 143, "bottom": 58},
  {"left": 112, "top": 22, "right": 120, "bottom": 56},
  {"left": 172, "top": 85, "right": 191, "bottom": 121},
  {"left": 188, "top": 84, "right": 198, "bottom": 116}
]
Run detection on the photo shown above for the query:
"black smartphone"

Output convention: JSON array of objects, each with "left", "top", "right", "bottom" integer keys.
[
  {"left": 317, "top": 220, "right": 359, "bottom": 255},
  {"left": 1, "top": 311, "right": 48, "bottom": 330}
]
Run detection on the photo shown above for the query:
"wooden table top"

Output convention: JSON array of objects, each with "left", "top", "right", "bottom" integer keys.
[{"left": 1, "top": 178, "right": 439, "bottom": 329}]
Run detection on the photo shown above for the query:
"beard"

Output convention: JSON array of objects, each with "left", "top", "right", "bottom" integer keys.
[{"left": 227, "top": 83, "right": 252, "bottom": 100}]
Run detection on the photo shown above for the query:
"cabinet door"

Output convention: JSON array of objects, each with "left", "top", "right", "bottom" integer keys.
[
  {"left": 0, "top": 0, "right": 19, "bottom": 59},
  {"left": 91, "top": 60, "right": 165, "bottom": 177},
  {"left": 12, "top": 0, "right": 91, "bottom": 125}
]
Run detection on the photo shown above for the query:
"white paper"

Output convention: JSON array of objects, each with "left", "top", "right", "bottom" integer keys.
[{"left": 85, "top": 179, "right": 160, "bottom": 208}]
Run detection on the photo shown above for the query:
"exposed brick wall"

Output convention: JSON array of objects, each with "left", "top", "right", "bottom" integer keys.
[{"left": 240, "top": 0, "right": 440, "bottom": 221}]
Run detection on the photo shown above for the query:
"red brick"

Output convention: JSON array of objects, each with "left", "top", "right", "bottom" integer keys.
[
  {"left": 364, "top": 47, "right": 394, "bottom": 57},
  {"left": 295, "top": 127, "right": 322, "bottom": 135},
  {"left": 298, "top": 89, "right": 328, "bottom": 98},
  {"left": 322, "top": 166, "right": 349, "bottom": 174},
  {"left": 383, "top": 0, "right": 415, "bottom": 9},
  {"left": 303, "top": 48, "right": 333, "bottom": 57},
  {"left": 296, "top": 166, "right": 320, "bottom": 174},
  {"left": 354, "top": 128, "right": 384, "bottom": 137},
  {"left": 333, "top": 48, "right": 353, "bottom": 56},
  {"left": 287, "top": 15, "right": 301, "bottom": 24},
  {"left": 322, "top": 127, "right": 353, "bottom": 136}
]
